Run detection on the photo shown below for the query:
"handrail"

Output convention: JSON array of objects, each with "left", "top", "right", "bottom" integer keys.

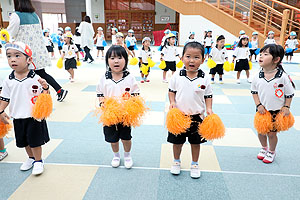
[
  {"left": 254, "top": 0, "right": 282, "bottom": 16},
  {"left": 262, "top": 0, "right": 300, "bottom": 13}
]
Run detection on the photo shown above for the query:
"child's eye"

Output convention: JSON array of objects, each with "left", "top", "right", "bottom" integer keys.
[
  {"left": 186, "top": 55, "right": 190, "bottom": 58},
  {"left": 195, "top": 57, "right": 200, "bottom": 59},
  {"left": 16, "top": 55, "right": 20, "bottom": 58},
  {"left": 118, "top": 56, "right": 122, "bottom": 59},
  {"left": 7, "top": 55, "right": 11, "bottom": 58}
]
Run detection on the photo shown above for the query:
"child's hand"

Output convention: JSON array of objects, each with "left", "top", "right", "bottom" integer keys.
[
  {"left": 206, "top": 108, "right": 213, "bottom": 115},
  {"left": 257, "top": 105, "right": 265, "bottom": 114},
  {"left": 38, "top": 78, "right": 49, "bottom": 90},
  {"left": 169, "top": 102, "right": 176, "bottom": 110},
  {"left": 0, "top": 112, "right": 10, "bottom": 124},
  {"left": 281, "top": 106, "right": 290, "bottom": 116}
]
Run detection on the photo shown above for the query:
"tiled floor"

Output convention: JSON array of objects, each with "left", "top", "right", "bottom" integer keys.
[{"left": 1, "top": 48, "right": 300, "bottom": 200}]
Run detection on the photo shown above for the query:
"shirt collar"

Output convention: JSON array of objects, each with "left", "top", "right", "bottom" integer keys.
[
  {"left": 9, "top": 69, "right": 35, "bottom": 80},
  {"left": 142, "top": 46, "right": 151, "bottom": 52},
  {"left": 179, "top": 68, "right": 205, "bottom": 78},
  {"left": 259, "top": 68, "right": 283, "bottom": 79},
  {"left": 105, "top": 71, "right": 130, "bottom": 79}
]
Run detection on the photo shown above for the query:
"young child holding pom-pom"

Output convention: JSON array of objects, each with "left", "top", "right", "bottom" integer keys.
[
  {"left": 0, "top": 42, "right": 50, "bottom": 175},
  {"left": 96, "top": 45, "right": 140, "bottom": 169},
  {"left": 168, "top": 42, "right": 213, "bottom": 179},
  {"left": 251, "top": 44, "right": 295, "bottom": 164},
  {"left": 0, "top": 79, "right": 9, "bottom": 161}
]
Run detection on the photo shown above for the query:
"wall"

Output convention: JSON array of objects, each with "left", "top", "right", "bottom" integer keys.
[
  {"left": 31, "top": 1, "right": 66, "bottom": 21},
  {"left": 155, "top": 1, "right": 176, "bottom": 24},
  {"left": 1, "top": 0, "right": 15, "bottom": 22},
  {"left": 91, "top": 0, "right": 105, "bottom": 23},
  {"left": 179, "top": 14, "right": 237, "bottom": 46}
]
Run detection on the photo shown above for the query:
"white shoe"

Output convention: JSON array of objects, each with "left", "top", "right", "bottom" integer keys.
[
  {"left": 32, "top": 161, "right": 44, "bottom": 175},
  {"left": 170, "top": 162, "right": 181, "bottom": 175},
  {"left": 70, "top": 78, "right": 75, "bottom": 83},
  {"left": 236, "top": 79, "right": 241, "bottom": 84},
  {"left": 190, "top": 164, "right": 201, "bottom": 178},
  {"left": 162, "top": 79, "right": 168, "bottom": 83},
  {"left": 0, "top": 151, "right": 8, "bottom": 161},
  {"left": 247, "top": 78, "right": 252, "bottom": 83},
  {"left": 219, "top": 80, "right": 224, "bottom": 84},
  {"left": 124, "top": 156, "right": 133, "bottom": 169},
  {"left": 257, "top": 147, "right": 267, "bottom": 160},
  {"left": 211, "top": 81, "right": 215, "bottom": 84},
  {"left": 111, "top": 156, "right": 121, "bottom": 168},
  {"left": 20, "top": 158, "right": 35, "bottom": 171},
  {"left": 263, "top": 151, "right": 276, "bottom": 164}
]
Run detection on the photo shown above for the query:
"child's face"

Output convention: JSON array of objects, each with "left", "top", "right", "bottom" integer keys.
[
  {"left": 108, "top": 52, "right": 126, "bottom": 73},
  {"left": 128, "top": 33, "right": 133, "bottom": 37},
  {"left": 98, "top": 30, "right": 102, "bottom": 34},
  {"left": 116, "top": 36, "right": 123, "bottom": 44},
  {"left": 182, "top": 47, "right": 204, "bottom": 72},
  {"left": 45, "top": 32, "right": 49, "bottom": 37},
  {"left": 169, "top": 37, "right": 176, "bottom": 45},
  {"left": 269, "top": 33, "right": 274, "bottom": 38},
  {"left": 253, "top": 35, "right": 257, "bottom": 39},
  {"left": 143, "top": 40, "right": 150, "bottom": 47},
  {"left": 259, "top": 48, "right": 276, "bottom": 68},
  {"left": 242, "top": 38, "right": 248, "bottom": 46},
  {"left": 207, "top": 32, "right": 212, "bottom": 37},
  {"left": 6, "top": 49, "right": 31, "bottom": 72},
  {"left": 63, "top": 36, "right": 67, "bottom": 43},
  {"left": 291, "top": 35, "right": 296, "bottom": 39},
  {"left": 217, "top": 39, "right": 225, "bottom": 48},
  {"left": 190, "top": 34, "right": 195, "bottom": 39},
  {"left": 66, "top": 37, "right": 71, "bottom": 43},
  {"left": 112, "top": 30, "right": 116, "bottom": 35}
]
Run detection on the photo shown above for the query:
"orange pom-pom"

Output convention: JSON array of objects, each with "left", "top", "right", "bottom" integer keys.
[
  {"left": 166, "top": 108, "right": 191, "bottom": 135},
  {"left": 275, "top": 112, "right": 295, "bottom": 132},
  {"left": 254, "top": 111, "right": 273, "bottom": 135},
  {"left": 198, "top": 114, "right": 225, "bottom": 140},
  {"left": 122, "top": 96, "right": 148, "bottom": 127},
  {"left": 31, "top": 93, "right": 53, "bottom": 120},
  {"left": 94, "top": 97, "right": 123, "bottom": 126},
  {"left": 0, "top": 121, "right": 12, "bottom": 139}
]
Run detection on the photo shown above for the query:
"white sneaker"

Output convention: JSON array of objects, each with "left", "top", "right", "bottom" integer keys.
[
  {"left": 257, "top": 148, "right": 267, "bottom": 160},
  {"left": 263, "top": 151, "right": 276, "bottom": 164},
  {"left": 20, "top": 158, "right": 35, "bottom": 171},
  {"left": 162, "top": 79, "right": 168, "bottom": 83},
  {"left": 236, "top": 79, "right": 241, "bottom": 84},
  {"left": 170, "top": 162, "right": 181, "bottom": 175},
  {"left": 211, "top": 80, "right": 215, "bottom": 84},
  {"left": 190, "top": 164, "right": 201, "bottom": 178},
  {"left": 124, "top": 156, "right": 133, "bottom": 169},
  {"left": 0, "top": 151, "right": 8, "bottom": 161},
  {"left": 219, "top": 80, "right": 224, "bottom": 84},
  {"left": 70, "top": 78, "right": 75, "bottom": 83},
  {"left": 32, "top": 161, "right": 44, "bottom": 175},
  {"left": 111, "top": 156, "right": 121, "bottom": 168},
  {"left": 247, "top": 78, "right": 252, "bottom": 83}
]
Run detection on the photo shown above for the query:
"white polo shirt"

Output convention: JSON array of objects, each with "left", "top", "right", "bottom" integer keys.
[
  {"left": 233, "top": 47, "right": 250, "bottom": 60},
  {"left": 0, "top": 70, "right": 43, "bottom": 119},
  {"left": 250, "top": 39, "right": 258, "bottom": 49},
  {"left": 285, "top": 39, "right": 299, "bottom": 50},
  {"left": 138, "top": 47, "right": 152, "bottom": 63},
  {"left": 96, "top": 71, "right": 140, "bottom": 98},
  {"left": 203, "top": 37, "right": 214, "bottom": 47},
  {"left": 96, "top": 35, "right": 105, "bottom": 47},
  {"left": 264, "top": 38, "right": 276, "bottom": 45},
  {"left": 44, "top": 36, "right": 52, "bottom": 46},
  {"left": 209, "top": 47, "right": 228, "bottom": 64},
  {"left": 251, "top": 69, "right": 294, "bottom": 111},
  {"left": 62, "top": 44, "right": 78, "bottom": 59},
  {"left": 125, "top": 36, "right": 137, "bottom": 46},
  {"left": 168, "top": 69, "right": 213, "bottom": 116},
  {"left": 162, "top": 45, "right": 180, "bottom": 62}
]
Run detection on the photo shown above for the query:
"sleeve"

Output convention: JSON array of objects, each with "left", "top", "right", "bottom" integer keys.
[
  {"left": 264, "top": 39, "right": 267, "bottom": 45},
  {"left": 138, "top": 50, "right": 142, "bottom": 58},
  {"left": 175, "top": 47, "right": 180, "bottom": 57},
  {"left": 74, "top": 44, "right": 78, "bottom": 52},
  {"left": 0, "top": 79, "right": 10, "bottom": 102},
  {"left": 295, "top": 40, "right": 299, "bottom": 47},
  {"left": 96, "top": 77, "right": 104, "bottom": 97},
  {"left": 246, "top": 48, "right": 250, "bottom": 59},
  {"left": 161, "top": 46, "right": 167, "bottom": 55},
  {"left": 78, "top": 22, "right": 82, "bottom": 34},
  {"left": 233, "top": 48, "right": 238, "bottom": 57},
  {"left": 285, "top": 40, "right": 288, "bottom": 46},
  {"left": 168, "top": 74, "right": 177, "bottom": 93},
  {"left": 224, "top": 49, "right": 228, "bottom": 59},
  {"left": 7, "top": 13, "right": 21, "bottom": 39},
  {"left": 62, "top": 45, "right": 66, "bottom": 53},
  {"left": 204, "top": 77, "right": 213, "bottom": 98},
  {"left": 209, "top": 48, "right": 214, "bottom": 57},
  {"left": 284, "top": 74, "right": 294, "bottom": 98},
  {"left": 250, "top": 75, "right": 258, "bottom": 94},
  {"left": 130, "top": 76, "right": 140, "bottom": 95}
]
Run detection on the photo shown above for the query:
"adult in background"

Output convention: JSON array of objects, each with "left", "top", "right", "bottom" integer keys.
[
  {"left": 78, "top": 16, "right": 95, "bottom": 63},
  {"left": 6, "top": 0, "right": 68, "bottom": 102}
]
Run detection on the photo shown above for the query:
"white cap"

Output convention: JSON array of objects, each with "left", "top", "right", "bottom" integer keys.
[
  {"left": 239, "top": 30, "right": 245, "bottom": 35},
  {"left": 65, "top": 26, "right": 71, "bottom": 31},
  {"left": 164, "top": 29, "right": 170, "bottom": 34},
  {"left": 252, "top": 31, "right": 258, "bottom": 35},
  {"left": 116, "top": 32, "right": 124, "bottom": 38},
  {"left": 268, "top": 31, "right": 275, "bottom": 35},
  {"left": 128, "top": 29, "right": 134, "bottom": 33},
  {"left": 97, "top": 27, "right": 103, "bottom": 31},
  {"left": 142, "top": 37, "right": 151, "bottom": 43},
  {"left": 290, "top": 31, "right": 297, "bottom": 36},
  {"left": 112, "top": 27, "right": 118, "bottom": 32}
]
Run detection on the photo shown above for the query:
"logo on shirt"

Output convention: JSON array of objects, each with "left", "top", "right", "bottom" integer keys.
[
  {"left": 198, "top": 84, "right": 206, "bottom": 89},
  {"left": 275, "top": 89, "right": 283, "bottom": 98},
  {"left": 31, "top": 85, "right": 39, "bottom": 104},
  {"left": 273, "top": 83, "right": 278, "bottom": 88}
]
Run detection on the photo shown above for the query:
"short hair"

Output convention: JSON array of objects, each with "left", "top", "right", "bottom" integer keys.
[
  {"left": 84, "top": 16, "right": 91, "bottom": 23},
  {"left": 14, "top": 0, "right": 35, "bottom": 12},
  {"left": 182, "top": 41, "right": 205, "bottom": 59},
  {"left": 105, "top": 45, "right": 129, "bottom": 71}
]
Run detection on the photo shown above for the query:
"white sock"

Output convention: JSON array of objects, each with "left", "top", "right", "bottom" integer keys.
[
  {"left": 114, "top": 152, "right": 120, "bottom": 158},
  {"left": 124, "top": 152, "right": 131, "bottom": 158}
]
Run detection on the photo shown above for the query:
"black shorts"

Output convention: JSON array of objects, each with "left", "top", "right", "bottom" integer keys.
[
  {"left": 75, "top": 44, "right": 82, "bottom": 51},
  {"left": 164, "top": 61, "right": 176, "bottom": 72},
  {"left": 234, "top": 59, "right": 249, "bottom": 71},
  {"left": 13, "top": 118, "right": 50, "bottom": 148},
  {"left": 128, "top": 46, "right": 135, "bottom": 51},
  {"left": 139, "top": 62, "right": 150, "bottom": 73},
  {"left": 210, "top": 64, "right": 224, "bottom": 75},
  {"left": 103, "top": 124, "right": 132, "bottom": 143},
  {"left": 167, "top": 114, "right": 207, "bottom": 144},
  {"left": 250, "top": 49, "right": 257, "bottom": 56},
  {"left": 65, "top": 58, "right": 77, "bottom": 70},
  {"left": 97, "top": 46, "right": 104, "bottom": 50},
  {"left": 285, "top": 50, "right": 294, "bottom": 56},
  {"left": 46, "top": 46, "right": 54, "bottom": 52},
  {"left": 58, "top": 46, "right": 63, "bottom": 51}
]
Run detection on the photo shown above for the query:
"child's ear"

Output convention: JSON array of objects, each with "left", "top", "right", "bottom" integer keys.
[
  {"left": 273, "top": 56, "right": 281, "bottom": 64},
  {"left": 27, "top": 57, "right": 33, "bottom": 65}
]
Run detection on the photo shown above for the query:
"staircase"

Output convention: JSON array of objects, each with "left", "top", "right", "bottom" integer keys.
[{"left": 156, "top": 0, "right": 300, "bottom": 47}]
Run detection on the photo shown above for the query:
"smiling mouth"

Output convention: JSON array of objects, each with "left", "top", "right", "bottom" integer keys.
[{"left": 189, "top": 65, "right": 195, "bottom": 67}]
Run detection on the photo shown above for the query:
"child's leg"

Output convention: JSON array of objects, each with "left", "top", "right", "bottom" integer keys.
[
  {"left": 245, "top": 70, "right": 250, "bottom": 79},
  {"left": 0, "top": 138, "right": 4, "bottom": 151},
  {"left": 171, "top": 71, "right": 175, "bottom": 75},
  {"left": 173, "top": 144, "right": 183, "bottom": 160},
  {"left": 101, "top": 50, "right": 104, "bottom": 57},
  {"left": 211, "top": 74, "right": 215, "bottom": 80},
  {"left": 219, "top": 74, "right": 223, "bottom": 81},
  {"left": 163, "top": 71, "right": 167, "bottom": 80},
  {"left": 286, "top": 55, "right": 289, "bottom": 61},
  {"left": 67, "top": 69, "right": 74, "bottom": 79},
  {"left": 31, "top": 146, "right": 42, "bottom": 161},
  {"left": 191, "top": 144, "right": 200, "bottom": 163},
  {"left": 132, "top": 50, "right": 135, "bottom": 57},
  {"left": 51, "top": 52, "right": 54, "bottom": 58},
  {"left": 111, "top": 142, "right": 119, "bottom": 153},
  {"left": 258, "top": 134, "right": 268, "bottom": 147},
  {"left": 141, "top": 73, "right": 144, "bottom": 79},
  {"left": 267, "top": 132, "right": 278, "bottom": 152},
  {"left": 97, "top": 50, "right": 100, "bottom": 57},
  {"left": 121, "top": 139, "right": 132, "bottom": 152},
  {"left": 25, "top": 145, "right": 34, "bottom": 158},
  {"left": 237, "top": 71, "right": 241, "bottom": 79},
  {"left": 290, "top": 56, "right": 292, "bottom": 62}
]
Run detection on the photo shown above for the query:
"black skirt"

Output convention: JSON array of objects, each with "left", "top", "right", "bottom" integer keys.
[
  {"left": 234, "top": 59, "right": 249, "bottom": 71},
  {"left": 65, "top": 58, "right": 77, "bottom": 70}
]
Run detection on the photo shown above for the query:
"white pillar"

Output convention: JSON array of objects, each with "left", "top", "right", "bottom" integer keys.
[{"left": 86, "top": 0, "right": 92, "bottom": 21}]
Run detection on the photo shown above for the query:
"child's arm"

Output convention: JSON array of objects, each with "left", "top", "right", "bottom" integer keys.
[
  {"left": 252, "top": 94, "right": 265, "bottom": 114},
  {"left": 94, "top": 35, "right": 97, "bottom": 41},
  {"left": 76, "top": 52, "right": 80, "bottom": 60},
  {"left": 281, "top": 98, "right": 292, "bottom": 116},
  {"left": 0, "top": 101, "right": 9, "bottom": 124},
  {"left": 205, "top": 97, "right": 213, "bottom": 115},
  {"left": 38, "top": 78, "right": 50, "bottom": 94},
  {"left": 168, "top": 91, "right": 176, "bottom": 109},
  {"left": 125, "top": 46, "right": 134, "bottom": 57},
  {"left": 61, "top": 52, "right": 65, "bottom": 59}
]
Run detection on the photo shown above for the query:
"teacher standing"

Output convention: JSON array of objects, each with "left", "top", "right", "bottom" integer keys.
[{"left": 78, "top": 16, "right": 95, "bottom": 63}]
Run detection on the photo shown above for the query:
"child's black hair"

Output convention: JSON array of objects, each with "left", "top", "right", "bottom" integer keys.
[
  {"left": 260, "top": 44, "right": 295, "bottom": 88},
  {"left": 75, "top": 27, "right": 81, "bottom": 36},
  {"left": 65, "top": 37, "right": 74, "bottom": 45},
  {"left": 105, "top": 45, "right": 129, "bottom": 71},
  {"left": 215, "top": 35, "right": 225, "bottom": 48},
  {"left": 162, "top": 36, "right": 176, "bottom": 51},
  {"left": 237, "top": 37, "right": 249, "bottom": 47},
  {"left": 204, "top": 31, "right": 212, "bottom": 40},
  {"left": 182, "top": 41, "right": 204, "bottom": 59}
]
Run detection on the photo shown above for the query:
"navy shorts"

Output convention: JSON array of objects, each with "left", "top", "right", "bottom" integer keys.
[{"left": 103, "top": 124, "right": 132, "bottom": 143}]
